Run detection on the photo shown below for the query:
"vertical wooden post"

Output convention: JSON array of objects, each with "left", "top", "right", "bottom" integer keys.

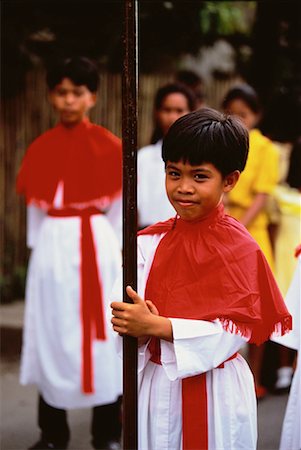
[{"left": 122, "top": 1, "right": 138, "bottom": 449}]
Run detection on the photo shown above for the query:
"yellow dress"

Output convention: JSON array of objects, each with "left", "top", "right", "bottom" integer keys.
[
  {"left": 228, "top": 128, "right": 279, "bottom": 269},
  {"left": 274, "top": 185, "right": 301, "bottom": 295}
]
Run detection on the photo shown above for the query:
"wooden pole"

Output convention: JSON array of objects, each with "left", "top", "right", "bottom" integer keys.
[{"left": 122, "top": 1, "right": 138, "bottom": 449}]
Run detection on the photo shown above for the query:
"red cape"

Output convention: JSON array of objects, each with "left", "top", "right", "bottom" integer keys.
[
  {"left": 139, "top": 204, "right": 291, "bottom": 344},
  {"left": 16, "top": 118, "right": 122, "bottom": 207}
]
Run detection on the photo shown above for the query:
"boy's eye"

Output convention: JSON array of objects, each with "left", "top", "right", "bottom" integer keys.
[
  {"left": 194, "top": 173, "right": 209, "bottom": 181},
  {"left": 74, "top": 89, "right": 84, "bottom": 97},
  {"left": 56, "top": 89, "right": 66, "bottom": 96},
  {"left": 167, "top": 170, "right": 180, "bottom": 178}
]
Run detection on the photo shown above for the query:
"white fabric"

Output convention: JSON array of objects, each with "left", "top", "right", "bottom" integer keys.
[
  {"left": 105, "top": 192, "right": 123, "bottom": 248},
  {"left": 21, "top": 184, "right": 122, "bottom": 409},
  {"left": 272, "top": 256, "right": 301, "bottom": 450},
  {"left": 112, "top": 233, "right": 257, "bottom": 450},
  {"left": 137, "top": 140, "right": 176, "bottom": 227},
  {"left": 27, "top": 205, "right": 46, "bottom": 249}
]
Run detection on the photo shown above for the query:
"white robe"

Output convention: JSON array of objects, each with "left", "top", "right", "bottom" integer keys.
[
  {"left": 137, "top": 140, "right": 176, "bottom": 228},
  {"left": 272, "top": 256, "right": 301, "bottom": 450},
  {"left": 112, "top": 233, "right": 258, "bottom": 450},
  {"left": 20, "top": 184, "right": 122, "bottom": 409}
]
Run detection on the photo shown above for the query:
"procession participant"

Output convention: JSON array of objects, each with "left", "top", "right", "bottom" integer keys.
[{"left": 17, "top": 56, "right": 122, "bottom": 450}]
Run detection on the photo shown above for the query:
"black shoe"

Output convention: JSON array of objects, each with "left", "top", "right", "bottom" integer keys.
[{"left": 28, "top": 439, "right": 68, "bottom": 450}]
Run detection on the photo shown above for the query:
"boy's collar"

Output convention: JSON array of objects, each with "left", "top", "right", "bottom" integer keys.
[
  {"left": 175, "top": 203, "right": 224, "bottom": 229},
  {"left": 57, "top": 116, "right": 91, "bottom": 130}
]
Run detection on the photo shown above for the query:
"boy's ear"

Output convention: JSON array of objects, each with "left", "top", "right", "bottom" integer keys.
[
  {"left": 223, "top": 170, "right": 240, "bottom": 192},
  {"left": 90, "top": 92, "right": 97, "bottom": 106},
  {"left": 48, "top": 90, "right": 55, "bottom": 106}
]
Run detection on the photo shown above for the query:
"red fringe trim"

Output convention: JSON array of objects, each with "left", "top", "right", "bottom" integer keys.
[{"left": 220, "top": 315, "right": 292, "bottom": 345}]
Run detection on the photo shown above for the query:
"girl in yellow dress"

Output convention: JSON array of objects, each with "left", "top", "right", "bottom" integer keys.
[{"left": 222, "top": 84, "right": 279, "bottom": 399}]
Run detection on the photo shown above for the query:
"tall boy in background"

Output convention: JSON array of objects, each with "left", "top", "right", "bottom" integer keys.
[{"left": 17, "top": 57, "right": 122, "bottom": 450}]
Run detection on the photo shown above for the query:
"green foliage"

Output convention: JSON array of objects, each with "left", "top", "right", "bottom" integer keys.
[{"left": 200, "top": 2, "right": 256, "bottom": 35}]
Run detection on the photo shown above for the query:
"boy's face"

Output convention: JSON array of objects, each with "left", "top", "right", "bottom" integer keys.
[
  {"left": 49, "top": 78, "right": 96, "bottom": 126},
  {"left": 165, "top": 160, "right": 239, "bottom": 221}
]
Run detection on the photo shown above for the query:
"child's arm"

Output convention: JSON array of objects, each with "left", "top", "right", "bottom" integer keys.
[
  {"left": 111, "top": 286, "right": 173, "bottom": 342},
  {"left": 239, "top": 192, "right": 268, "bottom": 227}
]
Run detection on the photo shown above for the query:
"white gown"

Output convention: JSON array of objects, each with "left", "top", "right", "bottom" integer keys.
[
  {"left": 112, "top": 233, "right": 258, "bottom": 450},
  {"left": 20, "top": 183, "right": 122, "bottom": 409},
  {"left": 137, "top": 140, "right": 176, "bottom": 228},
  {"left": 272, "top": 256, "right": 301, "bottom": 450}
]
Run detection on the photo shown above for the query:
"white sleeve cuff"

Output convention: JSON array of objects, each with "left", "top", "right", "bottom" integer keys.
[{"left": 161, "top": 318, "right": 247, "bottom": 380}]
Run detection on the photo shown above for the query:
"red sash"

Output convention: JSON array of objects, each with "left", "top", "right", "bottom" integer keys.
[
  {"left": 149, "top": 339, "right": 237, "bottom": 449},
  {"left": 48, "top": 207, "right": 105, "bottom": 394}
]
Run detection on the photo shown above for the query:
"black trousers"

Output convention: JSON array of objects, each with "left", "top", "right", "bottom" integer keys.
[{"left": 37, "top": 395, "right": 122, "bottom": 448}]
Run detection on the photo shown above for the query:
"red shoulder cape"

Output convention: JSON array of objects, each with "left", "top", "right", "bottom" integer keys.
[
  {"left": 16, "top": 118, "right": 122, "bottom": 207},
  {"left": 139, "top": 205, "right": 291, "bottom": 344}
]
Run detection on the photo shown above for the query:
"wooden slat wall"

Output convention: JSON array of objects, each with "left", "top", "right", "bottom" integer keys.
[{"left": 0, "top": 69, "right": 240, "bottom": 297}]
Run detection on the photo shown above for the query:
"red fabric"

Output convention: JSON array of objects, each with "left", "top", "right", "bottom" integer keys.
[
  {"left": 140, "top": 204, "right": 291, "bottom": 345},
  {"left": 295, "top": 244, "right": 301, "bottom": 258},
  {"left": 48, "top": 207, "right": 106, "bottom": 394},
  {"left": 16, "top": 118, "right": 122, "bottom": 207},
  {"left": 140, "top": 204, "right": 292, "bottom": 449},
  {"left": 182, "top": 374, "right": 208, "bottom": 450}
]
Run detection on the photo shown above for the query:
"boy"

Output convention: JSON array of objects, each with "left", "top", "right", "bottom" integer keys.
[
  {"left": 17, "top": 57, "right": 122, "bottom": 450},
  {"left": 111, "top": 108, "right": 292, "bottom": 449}
]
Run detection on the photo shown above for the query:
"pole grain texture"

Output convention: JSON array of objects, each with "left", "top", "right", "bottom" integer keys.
[{"left": 122, "top": 1, "right": 138, "bottom": 449}]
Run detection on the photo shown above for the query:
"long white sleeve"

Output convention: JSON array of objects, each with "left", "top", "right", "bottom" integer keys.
[
  {"left": 105, "top": 193, "right": 122, "bottom": 248},
  {"left": 26, "top": 205, "right": 46, "bottom": 249},
  {"left": 161, "top": 318, "right": 248, "bottom": 380}
]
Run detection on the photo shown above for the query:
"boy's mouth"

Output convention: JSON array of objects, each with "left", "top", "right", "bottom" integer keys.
[{"left": 175, "top": 199, "right": 198, "bottom": 207}]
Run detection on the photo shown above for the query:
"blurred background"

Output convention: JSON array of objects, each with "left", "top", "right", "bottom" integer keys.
[
  {"left": 0, "top": 2, "right": 300, "bottom": 448},
  {"left": 1, "top": 0, "right": 300, "bottom": 301}
]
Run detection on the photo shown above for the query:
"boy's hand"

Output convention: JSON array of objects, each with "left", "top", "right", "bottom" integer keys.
[
  {"left": 111, "top": 286, "right": 158, "bottom": 338},
  {"left": 138, "top": 300, "right": 160, "bottom": 346},
  {"left": 145, "top": 300, "right": 159, "bottom": 316},
  {"left": 111, "top": 286, "right": 173, "bottom": 342}
]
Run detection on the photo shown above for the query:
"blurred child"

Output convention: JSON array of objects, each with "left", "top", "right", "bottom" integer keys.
[
  {"left": 272, "top": 139, "right": 301, "bottom": 390},
  {"left": 111, "top": 108, "right": 291, "bottom": 450},
  {"left": 272, "top": 247, "right": 301, "bottom": 450},
  {"left": 222, "top": 84, "right": 279, "bottom": 399},
  {"left": 17, "top": 57, "right": 122, "bottom": 450},
  {"left": 138, "top": 82, "right": 196, "bottom": 229}
]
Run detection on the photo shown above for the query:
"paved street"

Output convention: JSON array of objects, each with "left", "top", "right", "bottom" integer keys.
[{"left": 0, "top": 301, "right": 289, "bottom": 450}]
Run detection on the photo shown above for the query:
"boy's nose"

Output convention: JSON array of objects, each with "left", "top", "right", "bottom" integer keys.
[
  {"left": 177, "top": 180, "right": 195, "bottom": 194},
  {"left": 65, "top": 93, "right": 75, "bottom": 104}
]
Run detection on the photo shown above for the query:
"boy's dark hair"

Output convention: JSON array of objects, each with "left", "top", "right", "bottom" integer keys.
[
  {"left": 46, "top": 56, "right": 99, "bottom": 92},
  {"left": 162, "top": 107, "right": 249, "bottom": 177},
  {"left": 222, "top": 84, "right": 261, "bottom": 114},
  {"left": 151, "top": 82, "right": 196, "bottom": 144}
]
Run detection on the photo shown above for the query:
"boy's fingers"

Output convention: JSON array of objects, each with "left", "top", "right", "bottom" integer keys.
[
  {"left": 111, "top": 309, "right": 125, "bottom": 319},
  {"left": 126, "top": 285, "right": 143, "bottom": 304},
  {"left": 110, "top": 301, "right": 126, "bottom": 311},
  {"left": 146, "top": 300, "right": 159, "bottom": 315}
]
